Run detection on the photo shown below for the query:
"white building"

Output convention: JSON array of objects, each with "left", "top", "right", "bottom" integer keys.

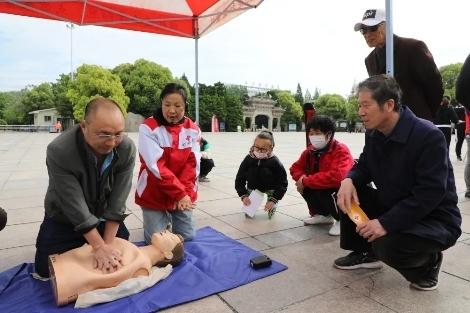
[{"left": 29, "top": 108, "right": 60, "bottom": 126}]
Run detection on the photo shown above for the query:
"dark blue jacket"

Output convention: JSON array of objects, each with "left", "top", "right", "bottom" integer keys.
[{"left": 349, "top": 106, "right": 461, "bottom": 247}]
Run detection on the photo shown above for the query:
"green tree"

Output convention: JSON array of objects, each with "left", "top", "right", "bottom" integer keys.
[
  {"left": 313, "top": 87, "right": 321, "bottom": 100},
  {"left": 440, "top": 63, "right": 463, "bottom": 103},
  {"left": 224, "top": 85, "right": 245, "bottom": 131},
  {"left": 68, "top": 64, "right": 129, "bottom": 121},
  {"left": 0, "top": 92, "right": 10, "bottom": 120},
  {"left": 304, "top": 89, "right": 312, "bottom": 103},
  {"left": 197, "top": 83, "right": 227, "bottom": 131},
  {"left": 295, "top": 83, "right": 303, "bottom": 105},
  {"left": 345, "top": 94, "right": 360, "bottom": 124},
  {"left": 113, "top": 59, "right": 173, "bottom": 117},
  {"left": 270, "top": 90, "right": 302, "bottom": 130},
  {"left": 1, "top": 90, "right": 27, "bottom": 124},
  {"left": 315, "top": 94, "right": 347, "bottom": 120},
  {"left": 21, "top": 83, "right": 55, "bottom": 123},
  {"left": 52, "top": 74, "right": 74, "bottom": 118}
]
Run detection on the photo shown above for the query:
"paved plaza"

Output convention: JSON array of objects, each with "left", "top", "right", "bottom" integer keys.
[{"left": 1, "top": 130, "right": 470, "bottom": 313}]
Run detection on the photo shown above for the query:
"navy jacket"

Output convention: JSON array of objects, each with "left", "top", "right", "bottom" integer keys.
[{"left": 349, "top": 106, "right": 461, "bottom": 247}]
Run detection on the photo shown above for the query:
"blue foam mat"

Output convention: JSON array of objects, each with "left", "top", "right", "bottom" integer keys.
[{"left": 0, "top": 227, "right": 287, "bottom": 313}]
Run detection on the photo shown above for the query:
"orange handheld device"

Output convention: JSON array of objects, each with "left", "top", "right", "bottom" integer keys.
[{"left": 347, "top": 201, "right": 369, "bottom": 225}]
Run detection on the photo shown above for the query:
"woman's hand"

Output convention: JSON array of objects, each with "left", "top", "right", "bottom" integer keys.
[{"left": 177, "top": 195, "right": 193, "bottom": 211}]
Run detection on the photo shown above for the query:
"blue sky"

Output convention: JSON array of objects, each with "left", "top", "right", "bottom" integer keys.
[{"left": 1, "top": 0, "right": 469, "bottom": 96}]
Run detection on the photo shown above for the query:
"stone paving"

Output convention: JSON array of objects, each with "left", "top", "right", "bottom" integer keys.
[{"left": 0, "top": 130, "right": 469, "bottom": 313}]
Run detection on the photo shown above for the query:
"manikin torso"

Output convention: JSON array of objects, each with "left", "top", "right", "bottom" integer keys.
[{"left": 49, "top": 231, "right": 182, "bottom": 306}]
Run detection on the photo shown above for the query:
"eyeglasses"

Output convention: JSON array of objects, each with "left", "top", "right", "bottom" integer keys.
[
  {"left": 360, "top": 23, "right": 382, "bottom": 35},
  {"left": 253, "top": 145, "right": 270, "bottom": 153},
  {"left": 95, "top": 132, "right": 127, "bottom": 142}
]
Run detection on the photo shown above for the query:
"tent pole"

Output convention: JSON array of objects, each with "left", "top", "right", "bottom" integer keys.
[
  {"left": 385, "top": 0, "right": 394, "bottom": 76},
  {"left": 195, "top": 38, "right": 200, "bottom": 124}
]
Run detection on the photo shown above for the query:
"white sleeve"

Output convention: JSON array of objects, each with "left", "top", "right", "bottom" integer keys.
[{"left": 74, "top": 265, "right": 173, "bottom": 309}]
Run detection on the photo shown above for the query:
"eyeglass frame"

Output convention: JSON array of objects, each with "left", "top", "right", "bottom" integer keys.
[
  {"left": 252, "top": 145, "right": 272, "bottom": 153},
  {"left": 94, "top": 132, "right": 127, "bottom": 142}
]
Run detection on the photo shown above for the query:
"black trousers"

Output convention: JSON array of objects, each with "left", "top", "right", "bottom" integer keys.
[
  {"left": 301, "top": 188, "right": 339, "bottom": 220},
  {"left": 456, "top": 123, "right": 465, "bottom": 158},
  {"left": 339, "top": 185, "right": 445, "bottom": 283},
  {"left": 200, "top": 158, "right": 214, "bottom": 177},
  {"left": 438, "top": 127, "right": 452, "bottom": 149},
  {"left": 34, "top": 215, "right": 129, "bottom": 277}
]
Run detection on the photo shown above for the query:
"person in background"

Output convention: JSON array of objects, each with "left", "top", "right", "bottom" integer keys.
[
  {"left": 199, "top": 137, "right": 215, "bottom": 182},
  {"left": 354, "top": 9, "right": 443, "bottom": 121},
  {"left": 434, "top": 96, "right": 458, "bottom": 149},
  {"left": 454, "top": 102, "right": 466, "bottom": 161},
  {"left": 55, "top": 120, "right": 62, "bottom": 133},
  {"left": 455, "top": 53, "right": 470, "bottom": 197},
  {"left": 235, "top": 131, "right": 288, "bottom": 218},
  {"left": 290, "top": 115, "right": 354, "bottom": 236},
  {"left": 135, "top": 83, "right": 201, "bottom": 243}
]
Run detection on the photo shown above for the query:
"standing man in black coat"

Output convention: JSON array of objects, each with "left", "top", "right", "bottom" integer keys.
[{"left": 354, "top": 9, "right": 444, "bottom": 122}]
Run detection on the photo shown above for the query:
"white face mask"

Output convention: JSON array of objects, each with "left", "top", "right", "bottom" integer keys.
[
  {"left": 309, "top": 135, "right": 328, "bottom": 150},
  {"left": 253, "top": 151, "right": 268, "bottom": 159}
]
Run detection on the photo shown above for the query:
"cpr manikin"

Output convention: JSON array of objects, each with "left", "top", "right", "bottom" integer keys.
[{"left": 48, "top": 230, "right": 184, "bottom": 306}]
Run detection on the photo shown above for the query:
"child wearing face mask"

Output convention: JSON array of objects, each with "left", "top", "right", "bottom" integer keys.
[
  {"left": 290, "top": 115, "right": 354, "bottom": 236},
  {"left": 235, "top": 131, "right": 288, "bottom": 218}
]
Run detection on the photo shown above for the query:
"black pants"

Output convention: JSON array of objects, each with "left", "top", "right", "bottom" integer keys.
[
  {"left": 200, "top": 158, "right": 214, "bottom": 177},
  {"left": 438, "top": 127, "right": 452, "bottom": 149},
  {"left": 339, "top": 185, "right": 445, "bottom": 283},
  {"left": 302, "top": 188, "right": 339, "bottom": 220},
  {"left": 456, "top": 124, "right": 465, "bottom": 158},
  {"left": 34, "top": 215, "right": 129, "bottom": 277}
]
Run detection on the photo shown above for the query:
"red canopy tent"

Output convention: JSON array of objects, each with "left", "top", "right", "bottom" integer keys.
[{"left": 0, "top": 0, "right": 264, "bottom": 122}]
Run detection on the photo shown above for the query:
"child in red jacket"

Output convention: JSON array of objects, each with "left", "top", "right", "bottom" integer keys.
[{"left": 290, "top": 116, "right": 354, "bottom": 235}]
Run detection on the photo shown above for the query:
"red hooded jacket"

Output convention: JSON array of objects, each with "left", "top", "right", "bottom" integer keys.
[{"left": 290, "top": 139, "right": 354, "bottom": 189}]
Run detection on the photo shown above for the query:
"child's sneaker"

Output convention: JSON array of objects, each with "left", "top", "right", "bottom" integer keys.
[
  {"left": 303, "top": 215, "right": 335, "bottom": 225},
  {"left": 328, "top": 220, "right": 340, "bottom": 236}
]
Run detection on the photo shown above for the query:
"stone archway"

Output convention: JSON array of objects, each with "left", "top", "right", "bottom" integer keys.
[
  {"left": 242, "top": 96, "right": 284, "bottom": 131},
  {"left": 244, "top": 117, "right": 251, "bottom": 130},
  {"left": 255, "top": 115, "right": 269, "bottom": 129}
]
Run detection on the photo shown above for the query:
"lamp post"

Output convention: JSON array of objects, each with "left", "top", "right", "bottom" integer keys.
[{"left": 66, "top": 23, "right": 74, "bottom": 80}]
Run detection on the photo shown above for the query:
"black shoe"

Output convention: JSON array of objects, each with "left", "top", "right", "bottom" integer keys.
[
  {"left": 410, "top": 252, "right": 443, "bottom": 291},
  {"left": 334, "top": 251, "right": 383, "bottom": 270},
  {"left": 465, "top": 191, "right": 470, "bottom": 199},
  {"left": 0, "top": 207, "right": 7, "bottom": 231}
]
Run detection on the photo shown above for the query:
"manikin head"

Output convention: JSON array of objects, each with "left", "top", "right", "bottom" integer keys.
[{"left": 152, "top": 230, "right": 185, "bottom": 267}]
